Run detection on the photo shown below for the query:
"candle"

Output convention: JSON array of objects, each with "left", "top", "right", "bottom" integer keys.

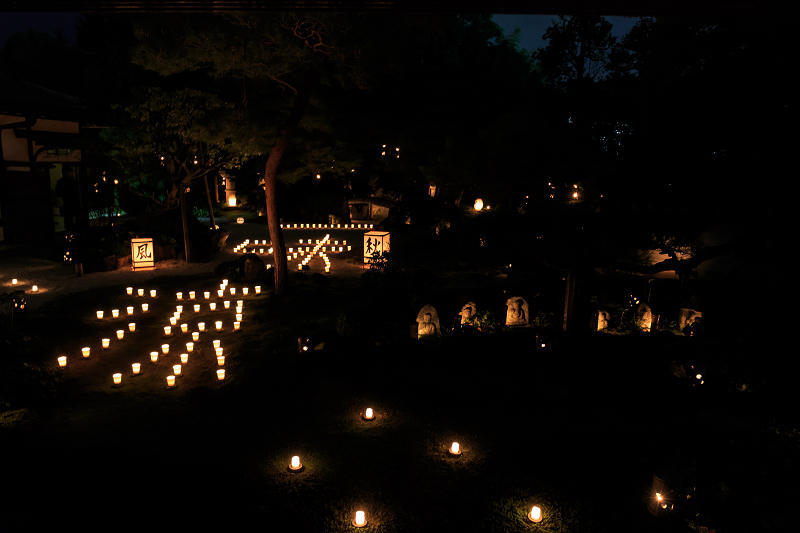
[
  {"left": 216, "top": 369, "right": 225, "bottom": 380},
  {"left": 150, "top": 290, "right": 157, "bottom": 298},
  {"left": 150, "top": 351, "right": 159, "bottom": 363},
  {"left": 113, "top": 373, "right": 122, "bottom": 385},
  {"left": 210, "top": 303, "right": 216, "bottom": 311},
  {"left": 102, "top": 338, "right": 110, "bottom": 349},
  {"left": 180, "top": 353, "right": 188, "bottom": 364},
  {"left": 189, "top": 291, "right": 195, "bottom": 300},
  {"left": 141, "top": 303, "right": 148, "bottom": 312},
  {"left": 224, "top": 301, "right": 230, "bottom": 309},
  {"left": 164, "top": 326, "right": 172, "bottom": 336},
  {"left": 58, "top": 356, "right": 67, "bottom": 367},
  {"left": 236, "top": 306, "right": 243, "bottom": 314},
  {"left": 198, "top": 322, "right": 205, "bottom": 332},
  {"left": 290, "top": 456, "right": 301, "bottom": 470},
  {"left": 97, "top": 311, "right": 104, "bottom": 320},
  {"left": 230, "top": 287, "right": 236, "bottom": 295},
  {"left": 166, "top": 375, "right": 175, "bottom": 387},
  {"left": 365, "top": 408, "right": 374, "bottom": 419},
  {"left": 112, "top": 309, "right": 119, "bottom": 318},
  {"left": 215, "top": 347, "right": 223, "bottom": 357},
  {"left": 529, "top": 506, "right": 542, "bottom": 523},
  {"left": 217, "top": 290, "right": 224, "bottom": 297},
  {"left": 204, "top": 292, "right": 210, "bottom": 299},
  {"left": 116, "top": 330, "right": 124, "bottom": 340},
  {"left": 177, "top": 292, "right": 183, "bottom": 300},
  {"left": 215, "top": 321, "right": 222, "bottom": 331},
  {"left": 82, "top": 347, "right": 90, "bottom": 358},
  {"left": 186, "top": 342, "right": 194, "bottom": 353},
  {"left": 127, "top": 287, "right": 133, "bottom": 295},
  {"left": 169, "top": 317, "right": 177, "bottom": 326},
  {"left": 12, "top": 279, "right": 17, "bottom": 285},
  {"left": 176, "top": 306, "right": 183, "bottom": 313},
  {"left": 237, "top": 300, "right": 243, "bottom": 307},
  {"left": 181, "top": 324, "right": 188, "bottom": 334},
  {"left": 242, "top": 288, "right": 249, "bottom": 296},
  {"left": 236, "top": 313, "right": 242, "bottom": 322},
  {"left": 222, "top": 279, "right": 228, "bottom": 286},
  {"left": 192, "top": 332, "right": 200, "bottom": 341},
  {"left": 161, "top": 344, "right": 169, "bottom": 355},
  {"left": 354, "top": 511, "right": 366, "bottom": 527},
  {"left": 213, "top": 340, "right": 221, "bottom": 349},
  {"left": 193, "top": 304, "right": 200, "bottom": 313},
  {"left": 217, "top": 355, "right": 225, "bottom": 366},
  {"left": 172, "top": 364, "right": 181, "bottom": 376},
  {"left": 449, "top": 442, "right": 460, "bottom": 455},
  {"left": 127, "top": 306, "right": 134, "bottom": 315},
  {"left": 132, "top": 363, "right": 141, "bottom": 375},
  {"left": 129, "top": 323, "right": 136, "bottom": 332},
  {"left": 138, "top": 289, "right": 144, "bottom": 297},
  {"left": 234, "top": 322, "right": 240, "bottom": 331}
]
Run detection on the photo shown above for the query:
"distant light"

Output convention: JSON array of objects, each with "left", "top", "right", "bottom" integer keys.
[{"left": 573, "top": 192, "right": 578, "bottom": 198}]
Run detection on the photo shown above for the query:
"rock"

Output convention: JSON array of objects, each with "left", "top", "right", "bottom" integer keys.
[
  {"left": 211, "top": 230, "right": 229, "bottom": 252},
  {"left": 153, "top": 240, "right": 177, "bottom": 262},
  {"left": 243, "top": 253, "right": 267, "bottom": 280}
]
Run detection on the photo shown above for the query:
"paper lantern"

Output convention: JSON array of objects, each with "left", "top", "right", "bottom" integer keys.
[
  {"left": 177, "top": 292, "right": 183, "bottom": 300},
  {"left": 353, "top": 511, "right": 367, "bottom": 527},
  {"left": 112, "top": 309, "right": 119, "bottom": 318},
  {"left": 164, "top": 326, "right": 172, "bottom": 336},
  {"left": 58, "top": 356, "right": 67, "bottom": 367},
  {"left": 180, "top": 353, "right": 189, "bottom": 364},
  {"left": 364, "top": 408, "right": 374, "bottom": 420},
  {"left": 129, "top": 322, "right": 136, "bottom": 332},
  {"left": 237, "top": 217, "right": 244, "bottom": 224},
  {"left": 193, "top": 304, "right": 200, "bottom": 313},
  {"left": 102, "top": 338, "right": 110, "bottom": 349},
  {"left": 127, "top": 306, "right": 134, "bottom": 316},
  {"left": 97, "top": 311, "right": 104, "bottom": 320},
  {"left": 234, "top": 322, "right": 241, "bottom": 331},
  {"left": 173, "top": 364, "right": 182, "bottom": 376},
  {"left": 127, "top": 287, "right": 133, "bottom": 295},
  {"left": 150, "top": 290, "right": 157, "bottom": 298},
  {"left": 449, "top": 442, "right": 461, "bottom": 455},
  {"left": 217, "top": 355, "right": 225, "bottom": 366},
  {"left": 131, "top": 238, "right": 154, "bottom": 271},
  {"left": 216, "top": 369, "right": 225, "bottom": 381},
  {"left": 210, "top": 303, "right": 216, "bottom": 311},
  {"left": 150, "top": 351, "right": 159, "bottom": 363},
  {"left": 215, "top": 347, "right": 223, "bottom": 357},
  {"left": 224, "top": 301, "right": 230, "bottom": 309},
  {"left": 137, "top": 289, "right": 144, "bottom": 297},
  {"left": 82, "top": 347, "right": 90, "bottom": 358},
  {"left": 116, "top": 330, "right": 125, "bottom": 340},
  {"left": 192, "top": 332, "right": 200, "bottom": 341},
  {"left": 529, "top": 506, "right": 542, "bottom": 523},
  {"left": 181, "top": 324, "right": 188, "bottom": 333},
  {"left": 113, "top": 373, "right": 122, "bottom": 385},
  {"left": 132, "top": 363, "right": 141, "bottom": 375},
  {"left": 189, "top": 291, "right": 196, "bottom": 300},
  {"left": 166, "top": 375, "right": 176, "bottom": 387},
  {"left": 186, "top": 342, "right": 194, "bottom": 353}
]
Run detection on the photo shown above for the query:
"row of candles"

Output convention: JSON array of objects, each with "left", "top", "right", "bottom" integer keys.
[
  {"left": 277, "top": 223, "right": 372, "bottom": 229},
  {"left": 233, "top": 237, "right": 352, "bottom": 256},
  {"left": 298, "top": 234, "right": 333, "bottom": 272},
  {"left": 7, "top": 279, "right": 38, "bottom": 291}
]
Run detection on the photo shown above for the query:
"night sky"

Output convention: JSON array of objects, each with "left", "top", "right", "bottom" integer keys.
[{"left": 0, "top": 12, "right": 641, "bottom": 53}]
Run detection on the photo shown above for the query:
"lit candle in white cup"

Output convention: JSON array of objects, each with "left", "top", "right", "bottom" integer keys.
[
  {"left": 150, "top": 351, "right": 159, "bottom": 363},
  {"left": 234, "top": 322, "right": 241, "bottom": 331},
  {"left": 198, "top": 322, "right": 205, "bottom": 332},
  {"left": 215, "top": 347, "right": 223, "bottom": 357},
  {"left": 137, "top": 289, "right": 144, "bottom": 297},
  {"left": 97, "top": 311, "right": 104, "bottom": 320},
  {"left": 192, "top": 332, "right": 200, "bottom": 342},
  {"left": 180, "top": 353, "right": 188, "bottom": 364},
  {"left": 82, "top": 347, "right": 90, "bottom": 358},
  {"left": 204, "top": 292, "right": 210, "bottom": 300},
  {"left": 181, "top": 323, "right": 188, "bottom": 333},
  {"left": 113, "top": 373, "right": 122, "bottom": 385},
  {"left": 189, "top": 291, "right": 195, "bottom": 300},
  {"left": 186, "top": 342, "right": 194, "bottom": 353},
  {"left": 169, "top": 317, "right": 177, "bottom": 326},
  {"left": 365, "top": 408, "right": 374, "bottom": 419},
  {"left": 102, "top": 338, "right": 110, "bottom": 349},
  {"left": 216, "top": 369, "right": 225, "bottom": 381},
  {"left": 166, "top": 375, "right": 175, "bottom": 387},
  {"left": 217, "top": 355, "right": 225, "bottom": 366},
  {"left": 58, "top": 356, "right": 67, "bottom": 367},
  {"left": 129, "top": 322, "right": 136, "bottom": 332},
  {"left": 172, "top": 364, "right": 182, "bottom": 376},
  {"left": 177, "top": 292, "right": 183, "bottom": 300},
  {"left": 132, "top": 363, "right": 141, "bottom": 375},
  {"left": 161, "top": 344, "right": 169, "bottom": 355},
  {"left": 213, "top": 340, "right": 221, "bottom": 349},
  {"left": 164, "top": 326, "right": 172, "bottom": 336},
  {"left": 209, "top": 303, "right": 216, "bottom": 311},
  {"left": 116, "top": 330, "right": 124, "bottom": 340},
  {"left": 141, "top": 303, "right": 148, "bottom": 312},
  {"left": 217, "top": 290, "right": 224, "bottom": 297},
  {"left": 150, "top": 290, "right": 157, "bottom": 298},
  {"left": 193, "top": 304, "right": 200, "bottom": 313},
  {"left": 242, "top": 288, "right": 249, "bottom": 296},
  {"left": 230, "top": 287, "right": 236, "bottom": 295},
  {"left": 255, "top": 286, "right": 261, "bottom": 294},
  {"left": 236, "top": 313, "right": 242, "bottom": 322},
  {"left": 127, "top": 306, "right": 134, "bottom": 315},
  {"left": 215, "top": 321, "right": 222, "bottom": 331},
  {"left": 126, "top": 287, "right": 133, "bottom": 295},
  {"left": 112, "top": 309, "right": 119, "bottom": 318},
  {"left": 224, "top": 301, "right": 230, "bottom": 309}
]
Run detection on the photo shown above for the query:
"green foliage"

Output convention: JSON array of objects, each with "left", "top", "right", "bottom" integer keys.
[{"left": 464, "top": 309, "right": 501, "bottom": 332}]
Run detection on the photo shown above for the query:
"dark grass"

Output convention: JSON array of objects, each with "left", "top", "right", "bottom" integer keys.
[{"left": 1, "top": 272, "right": 797, "bottom": 531}]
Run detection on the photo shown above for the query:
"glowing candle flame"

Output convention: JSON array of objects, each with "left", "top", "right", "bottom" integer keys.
[
  {"left": 365, "top": 408, "right": 374, "bottom": 419},
  {"left": 58, "top": 356, "right": 67, "bottom": 367},
  {"left": 167, "top": 375, "right": 175, "bottom": 387},
  {"left": 113, "top": 373, "right": 122, "bottom": 385},
  {"left": 355, "top": 511, "right": 366, "bottom": 527},
  {"left": 132, "top": 363, "right": 141, "bottom": 374},
  {"left": 450, "top": 442, "right": 460, "bottom": 454},
  {"left": 151, "top": 351, "right": 159, "bottom": 363}
]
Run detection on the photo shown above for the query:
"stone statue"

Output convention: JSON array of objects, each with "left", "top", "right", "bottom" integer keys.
[
  {"left": 505, "top": 297, "right": 529, "bottom": 326},
  {"left": 416, "top": 304, "right": 442, "bottom": 337},
  {"left": 635, "top": 302, "right": 653, "bottom": 332},
  {"left": 459, "top": 302, "right": 477, "bottom": 325}
]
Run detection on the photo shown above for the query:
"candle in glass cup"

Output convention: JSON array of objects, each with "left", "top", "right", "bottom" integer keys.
[
  {"left": 189, "top": 291, "right": 195, "bottom": 300},
  {"left": 141, "top": 303, "right": 148, "bottom": 312},
  {"left": 217, "top": 355, "right": 225, "bottom": 366},
  {"left": 161, "top": 344, "right": 169, "bottom": 355},
  {"left": 82, "top": 347, "right": 90, "bottom": 358},
  {"left": 112, "top": 309, "right": 119, "bottom": 318},
  {"left": 166, "top": 375, "right": 175, "bottom": 387},
  {"left": 132, "top": 363, "right": 141, "bottom": 375},
  {"left": 102, "top": 338, "right": 110, "bottom": 349},
  {"left": 192, "top": 332, "right": 200, "bottom": 341},
  {"left": 180, "top": 353, "right": 188, "bottom": 364},
  {"left": 181, "top": 324, "right": 188, "bottom": 334},
  {"left": 138, "top": 289, "right": 144, "bottom": 297},
  {"left": 58, "top": 356, "right": 67, "bottom": 367},
  {"left": 127, "top": 306, "right": 134, "bottom": 315},
  {"left": 150, "top": 351, "right": 159, "bottom": 363},
  {"left": 126, "top": 287, "right": 133, "bottom": 295},
  {"left": 116, "top": 330, "right": 124, "bottom": 340},
  {"left": 129, "top": 322, "right": 136, "bottom": 332}
]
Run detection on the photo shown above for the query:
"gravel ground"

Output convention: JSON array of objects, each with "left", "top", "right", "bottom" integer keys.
[{"left": 0, "top": 217, "right": 371, "bottom": 311}]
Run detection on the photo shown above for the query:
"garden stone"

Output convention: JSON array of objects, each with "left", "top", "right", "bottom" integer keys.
[
  {"left": 635, "top": 302, "right": 654, "bottom": 331},
  {"left": 243, "top": 253, "right": 267, "bottom": 280},
  {"left": 505, "top": 297, "right": 529, "bottom": 326},
  {"left": 679, "top": 296, "right": 703, "bottom": 332},
  {"left": 597, "top": 310, "right": 610, "bottom": 330},
  {"left": 416, "top": 304, "right": 442, "bottom": 338},
  {"left": 211, "top": 230, "right": 229, "bottom": 252},
  {"left": 459, "top": 302, "right": 477, "bottom": 324}
]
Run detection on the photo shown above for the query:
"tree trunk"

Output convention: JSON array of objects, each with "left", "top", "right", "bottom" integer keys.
[
  {"left": 180, "top": 185, "right": 191, "bottom": 263},
  {"left": 264, "top": 72, "right": 318, "bottom": 295},
  {"left": 563, "top": 271, "right": 577, "bottom": 332},
  {"left": 203, "top": 174, "right": 216, "bottom": 229}
]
